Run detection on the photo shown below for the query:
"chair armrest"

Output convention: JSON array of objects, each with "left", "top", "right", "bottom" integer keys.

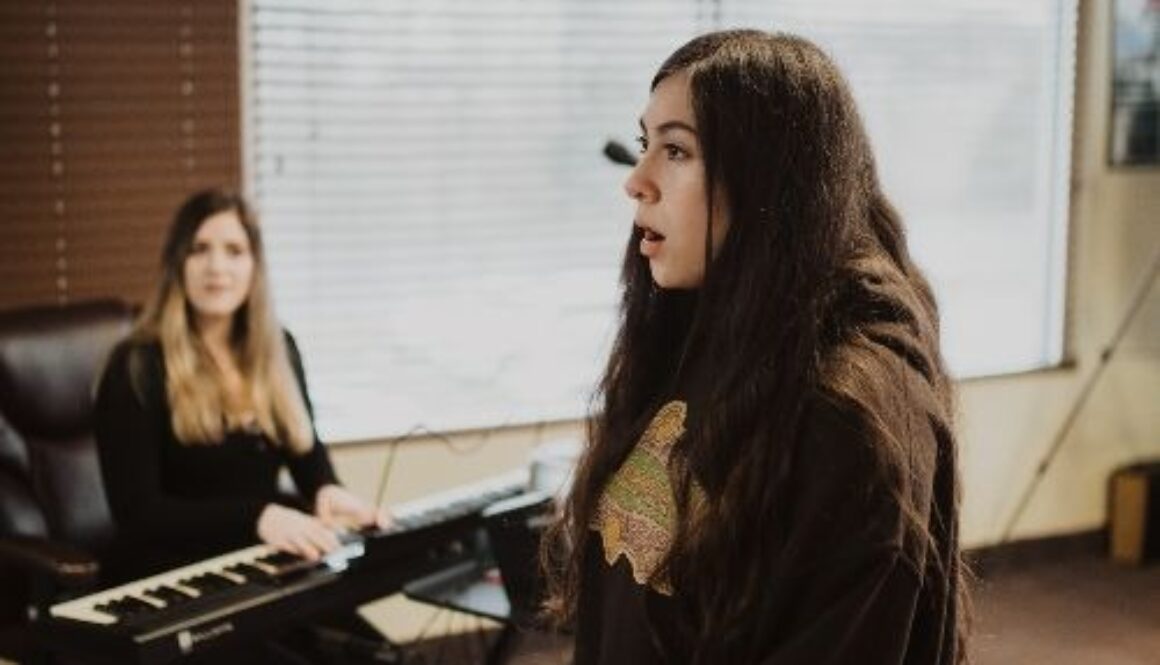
[{"left": 0, "top": 536, "right": 99, "bottom": 590}]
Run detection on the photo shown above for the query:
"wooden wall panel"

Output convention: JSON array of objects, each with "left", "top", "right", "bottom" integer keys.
[{"left": 0, "top": 0, "right": 240, "bottom": 310}]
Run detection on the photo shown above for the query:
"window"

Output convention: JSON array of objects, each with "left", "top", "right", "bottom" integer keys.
[{"left": 246, "top": 0, "right": 1077, "bottom": 441}]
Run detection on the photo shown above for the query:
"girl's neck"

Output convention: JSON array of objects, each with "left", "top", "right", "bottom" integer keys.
[
  {"left": 195, "top": 313, "right": 230, "bottom": 345},
  {"left": 195, "top": 316, "right": 236, "bottom": 368},
  {"left": 195, "top": 318, "right": 253, "bottom": 420}
]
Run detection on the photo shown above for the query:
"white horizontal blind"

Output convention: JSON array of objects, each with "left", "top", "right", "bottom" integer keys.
[
  {"left": 248, "top": 0, "right": 710, "bottom": 440},
  {"left": 721, "top": 0, "right": 1077, "bottom": 379},
  {"left": 247, "top": 0, "right": 1076, "bottom": 441}
]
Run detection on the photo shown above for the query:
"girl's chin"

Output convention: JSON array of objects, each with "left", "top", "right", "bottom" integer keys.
[
  {"left": 191, "top": 301, "right": 244, "bottom": 321},
  {"left": 649, "top": 275, "right": 701, "bottom": 291}
]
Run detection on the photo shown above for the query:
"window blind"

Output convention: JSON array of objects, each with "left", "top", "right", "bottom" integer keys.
[
  {"left": 721, "top": 0, "right": 1077, "bottom": 378},
  {"left": 0, "top": 0, "right": 240, "bottom": 309},
  {"left": 248, "top": 0, "right": 713, "bottom": 440},
  {"left": 247, "top": 0, "right": 1077, "bottom": 441}
]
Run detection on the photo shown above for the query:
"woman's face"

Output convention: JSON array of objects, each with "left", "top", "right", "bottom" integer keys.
[
  {"left": 182, "top": 210, "right": 255, "bottom": 327},
  {"left": 624, "top": 71, "right": 729, "bottom": 289}
]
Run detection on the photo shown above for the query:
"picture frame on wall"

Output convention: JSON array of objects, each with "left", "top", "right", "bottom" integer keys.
[{"left": 1110, "top": 0, "right": 1160, "bottom": 165}]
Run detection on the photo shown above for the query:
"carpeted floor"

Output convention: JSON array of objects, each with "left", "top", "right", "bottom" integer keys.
[
  {"left": 969, "top": 537, "right": 1160, "bottom": 665},
  {"left": 486, "top": 533, "right": 1160, "bottom": 665}
]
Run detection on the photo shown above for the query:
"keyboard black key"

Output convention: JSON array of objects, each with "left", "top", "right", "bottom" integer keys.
[
  {"left": 226, "top": 562, "right": 275, "bottom": 583},
  {"left": 117, "top": 581, "right": 286, "bottom": 632},
  {"left": 180, "top": 572, "right": 239, "bottom": 593},
  {"left": 257, "top": 551, "right": 303, "bottom": 569},
  {"left": 143, "top": 585, "right": 194, "bottom": 605},
  {"left": 93, "top": 595, "right": 158, "bottom": 620}
]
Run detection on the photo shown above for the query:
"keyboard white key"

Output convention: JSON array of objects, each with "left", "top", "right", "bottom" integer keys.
[
  {"left": 49, "top": 539, "right": 365, "bottom": 626},
  {"left": 389, "top": 469, "right": 528, "bottom": 527}
]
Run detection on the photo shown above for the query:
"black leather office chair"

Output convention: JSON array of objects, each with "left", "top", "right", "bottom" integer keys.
[{"left": 0, "top": 299, "right": 135, "bottom": 661}]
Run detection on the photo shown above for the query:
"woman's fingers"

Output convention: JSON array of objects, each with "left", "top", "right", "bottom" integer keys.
[
  {"left": 376, "top": 508, "right": 394, "bottom": 530},
  {"left": 258, "top": 503, "right": 343, "bottom": 560},
  {"left": 294, "top": 518, "right": 341, "bottom": 558},
  {"left": 315, "top": 485, "right": 382, "bottom": 529}
]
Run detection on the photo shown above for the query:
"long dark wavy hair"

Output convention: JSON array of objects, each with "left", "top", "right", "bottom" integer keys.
[{"left": 542, "top": 30, "right": 968, "bottom": 663}]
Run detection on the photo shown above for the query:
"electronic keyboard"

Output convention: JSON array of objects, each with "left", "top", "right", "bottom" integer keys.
[{"left": 39, "top": 471, "right": 528, "bottom": 664}]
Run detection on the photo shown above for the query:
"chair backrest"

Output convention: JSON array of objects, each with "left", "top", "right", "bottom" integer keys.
[{"left": 0, "top": 300, "right": 135, "bottom": 553}]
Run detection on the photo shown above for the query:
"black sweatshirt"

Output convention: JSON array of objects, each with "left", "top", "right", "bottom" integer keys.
[
  {"left": 93, "top": 333, "right": 339, "bottom": 579},
  {"left": 574, "top": 380, "right": 960, "bottom": 664}
]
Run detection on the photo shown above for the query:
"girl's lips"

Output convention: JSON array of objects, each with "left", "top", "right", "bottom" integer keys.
[{"left": 639, "top": 229, "right": 664, "bottom": 258}]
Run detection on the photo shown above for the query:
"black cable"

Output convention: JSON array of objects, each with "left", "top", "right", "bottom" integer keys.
[
  {"left": 427, "top": 423, "right": 495, "bottom": 457},
  {"left": 999, "top": 242, "right": 1160, "bottom": 543},
  {"left": 373, "top": 423, "right": 451, "bottom": 511},
  {"left": 431, "top": 608, "right": 456, "bottom": 665},
  {"left": 264, "top": 637, "right": 318, "bottom": 665},
  {"left": 410, "top": 606, "right": 448, "bottom": 647},
  {"left": 373, "top": 434, "right": 404, "bottom": 511},
  {"left": 474, "top": 614, "right": 490, "bottom": 663},
  {"left": 377, "top": 414, "right": 548, "bottom": 501},
  {"left": 308, "top": 626, "right": 406, "bottom": 664},
  {"left": 452, "top": 611, "right": 468, "bottom": 665}
]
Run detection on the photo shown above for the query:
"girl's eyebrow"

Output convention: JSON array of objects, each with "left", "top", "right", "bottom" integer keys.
[{"left": 639, "top": 117, "right": 699, "bottom": 137}]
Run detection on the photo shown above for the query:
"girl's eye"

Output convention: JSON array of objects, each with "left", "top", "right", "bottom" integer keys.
[
  {"left": 189, "top": 243, "right": 209, "bottom": 255},
  {"left": 635, "top": 135, "right": 648, "bottom": 154},
  {"left": 664, "top": 144, "right": 689, "bottom": 160}
]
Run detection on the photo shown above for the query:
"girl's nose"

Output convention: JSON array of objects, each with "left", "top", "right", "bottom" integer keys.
[{"left": 623, "top": 160, "right": 657, "bottom": 204}]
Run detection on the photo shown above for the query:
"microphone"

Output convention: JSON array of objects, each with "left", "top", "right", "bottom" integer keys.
[{"left": 603, "top": 139, "right": 638, "bottom": 167}]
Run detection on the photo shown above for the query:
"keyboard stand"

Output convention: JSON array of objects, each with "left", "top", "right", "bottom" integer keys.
[
  {"left": 402, "top": 560, "right": 516, "bottom": 665},
  {"left": 308, "top": 624, "right": 405, "bottom": 664}
]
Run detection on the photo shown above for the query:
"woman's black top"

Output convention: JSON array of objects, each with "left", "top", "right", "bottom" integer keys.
[
  {"left": 574, "top": 368, "right": 960, "bottom": 664},
  {"left": 93, "top": 334, "right": 338, "bottom": 579}
]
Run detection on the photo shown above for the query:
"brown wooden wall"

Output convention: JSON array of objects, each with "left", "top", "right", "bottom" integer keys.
[{"left": 0, "top": 0, "right": 240, "bottom": 310}]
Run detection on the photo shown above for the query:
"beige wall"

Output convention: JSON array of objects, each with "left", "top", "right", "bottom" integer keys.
[
  {"left": 329, "top": 420, "right": 584, "bottom": 508},
  {"left": 957, "top": 0, "right": 1160, "bottom": 547},
  {"left": 331, "top": 0, "right": 1160, "bottom": 552}
]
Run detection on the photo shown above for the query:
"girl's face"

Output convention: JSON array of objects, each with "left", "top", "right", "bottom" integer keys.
[
  {"left": 624, "top": 71, "right": 729, "bottom": 289},
  {"left": 182, "top": 210, "right": 255, "bottom": 328}
]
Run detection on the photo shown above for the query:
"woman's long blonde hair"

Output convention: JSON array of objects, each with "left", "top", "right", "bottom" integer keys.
[{"left": 132, "top": 188, "right": 314, "bottom": 453}]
